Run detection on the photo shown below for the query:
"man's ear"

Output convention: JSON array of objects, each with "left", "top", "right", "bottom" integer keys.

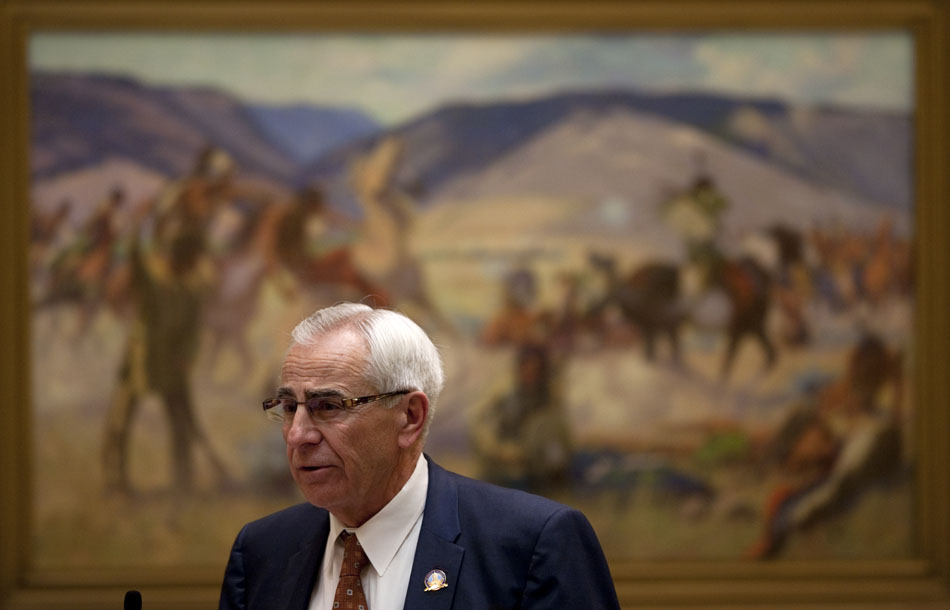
[{"left": 397, "top": 391, "right": 429, "bottom": 449}]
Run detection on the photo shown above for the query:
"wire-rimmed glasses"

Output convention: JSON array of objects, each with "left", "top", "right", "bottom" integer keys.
[{"left": 262, "top": 390, "right": 410, "bottom": 425}]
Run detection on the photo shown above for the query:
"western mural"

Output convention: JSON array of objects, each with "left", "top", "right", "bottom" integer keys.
[{"left": 28, "top": 32, "right": 913, "bottom": 569}]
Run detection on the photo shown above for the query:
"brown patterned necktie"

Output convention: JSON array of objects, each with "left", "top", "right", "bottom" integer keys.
[{"left": 333, "top": 532, "right": 370, "bottom": 610}]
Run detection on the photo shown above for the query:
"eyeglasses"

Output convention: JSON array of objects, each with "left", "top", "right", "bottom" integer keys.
[{"left": 262, "top": 390, "right": 410, "bottom": 425}]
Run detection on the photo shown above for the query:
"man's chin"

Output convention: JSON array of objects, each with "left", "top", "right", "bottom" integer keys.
[{"left": 295, "top": 474, "right": 344, "bottom": 505}]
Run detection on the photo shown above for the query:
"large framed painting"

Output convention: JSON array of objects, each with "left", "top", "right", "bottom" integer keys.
[{"left": 2, "top": 1, "right": 948, "bottom": 609}]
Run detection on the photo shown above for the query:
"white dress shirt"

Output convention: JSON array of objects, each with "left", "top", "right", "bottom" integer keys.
[{"left": 309, "top": 453, "right": 428, "bottom": 610}]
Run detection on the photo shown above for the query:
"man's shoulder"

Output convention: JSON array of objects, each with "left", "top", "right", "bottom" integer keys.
[
  {"left": 431, "top": 460, "right": 579, "bottom": 525},
  {"left": 240, "top": 502, "right": 327, "bottom": 539},
  {"left": 451, "top": 469, "right": 564, "bottom": 508},
  {"left": 427, "top": 461, "right": 610, "bottom": 581}
]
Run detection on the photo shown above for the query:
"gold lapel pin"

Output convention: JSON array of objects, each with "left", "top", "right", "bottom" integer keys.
[{"left": 424, "top": 569, "right": 448, "bottom": 592}]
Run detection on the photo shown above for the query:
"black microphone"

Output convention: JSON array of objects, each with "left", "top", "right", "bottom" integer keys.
[{"left": 124, "top": 590, "right": 142, "bottom": 610}]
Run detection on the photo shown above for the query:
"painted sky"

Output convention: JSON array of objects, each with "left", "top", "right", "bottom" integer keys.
[{"left": 30, "top": 32, "right": 912, "bottom": 125}]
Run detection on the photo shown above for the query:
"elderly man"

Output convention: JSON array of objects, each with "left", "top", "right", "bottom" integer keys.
[{"left": 219, "top": 303, "right": 620, "bottom": 610}]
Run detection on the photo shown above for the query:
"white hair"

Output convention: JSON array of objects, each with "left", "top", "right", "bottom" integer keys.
[{"left": 289, "top": 303, "right": 445, "bottom": 432}]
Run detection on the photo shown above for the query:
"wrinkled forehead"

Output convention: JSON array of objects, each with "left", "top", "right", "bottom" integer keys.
[{"left": 278, "top": 329, "right": 371, "bottom": 393}]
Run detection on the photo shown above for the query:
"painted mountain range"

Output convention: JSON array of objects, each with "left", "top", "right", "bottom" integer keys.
[{"left": 30, "top": 71, "right": 911, "bottom": 226}]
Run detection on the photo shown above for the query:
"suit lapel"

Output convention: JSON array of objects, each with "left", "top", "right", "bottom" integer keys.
[
  {"left": 276, "top": 512, "right": 330, "bottom": 610},
  {"left": 402, "top": 457, "right": 464, "bottom": 610}
]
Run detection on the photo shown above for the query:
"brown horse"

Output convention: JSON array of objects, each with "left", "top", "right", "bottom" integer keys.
[
  {"left": 587, "top": 251, "right": 776, "bottom": 379},
  {"left": 205, "top": 187, "right": 393, "bottom": 377},
  {"left": 587, "top": 252, "right": 685, "bottom": 364},
  {"left": 710, "top": 255, "right": 776, "bottom": 380},
  {"left": 270, "top": 187, "right": 391, "bottom": 305}
]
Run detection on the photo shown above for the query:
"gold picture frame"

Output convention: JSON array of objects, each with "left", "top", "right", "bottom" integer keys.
[{"left": 1, "top": 1, "right": 948, "bottom": 609}]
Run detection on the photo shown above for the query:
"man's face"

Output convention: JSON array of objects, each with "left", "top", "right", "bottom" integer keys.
[{"left": 279, "top": 329, "right": 404, "bottom": 526}]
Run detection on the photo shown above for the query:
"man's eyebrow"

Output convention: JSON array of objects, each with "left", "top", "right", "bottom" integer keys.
[
  {"left": 303, "top": 389, "right": 345, "bottom": 400},
  {"left": 275, "top": 387, "right": 344, "bottom": 399}
]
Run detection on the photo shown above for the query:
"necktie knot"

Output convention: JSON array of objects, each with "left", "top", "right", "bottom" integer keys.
[{"left": 340, "top": 532, "right": 370, "bottom": 577}]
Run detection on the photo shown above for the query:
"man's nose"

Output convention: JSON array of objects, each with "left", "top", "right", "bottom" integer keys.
[{"left": 283, "top": 408, "right": 323, "bottom": 446}]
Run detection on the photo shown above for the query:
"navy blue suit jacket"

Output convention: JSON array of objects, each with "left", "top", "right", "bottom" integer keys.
[{"left": 219, "top": 457, "right": 620, "bottom": 609}]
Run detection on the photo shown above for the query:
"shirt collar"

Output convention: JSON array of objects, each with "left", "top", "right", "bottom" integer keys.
[{"left": 328, "top": 453, "right": 428, "bottom": 577}]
